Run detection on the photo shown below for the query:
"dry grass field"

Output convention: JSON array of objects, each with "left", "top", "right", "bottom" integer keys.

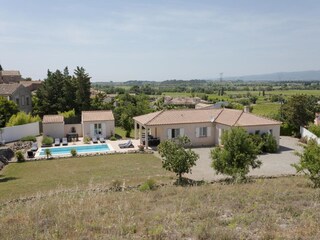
[{"left": 1, "top": 175, "right": 320, "bottom": 239}]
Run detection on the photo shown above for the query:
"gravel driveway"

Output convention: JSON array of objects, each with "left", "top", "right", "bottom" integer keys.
[{"left": 185, "top": 136, "right": 303, "bottom": 181}]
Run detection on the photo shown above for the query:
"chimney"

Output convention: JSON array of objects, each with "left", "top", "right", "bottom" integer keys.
[{"left": 244, "top": 106, "right": 250, "bottom": 113}]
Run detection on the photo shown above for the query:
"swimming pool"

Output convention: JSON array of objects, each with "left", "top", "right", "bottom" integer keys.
[{"left": 38, "top": 144, "right": 112, "bottom": 156}]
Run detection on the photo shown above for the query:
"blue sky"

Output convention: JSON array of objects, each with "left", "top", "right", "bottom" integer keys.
[{"left": 0, "top": 0, "right": 320, "bottom": 81}]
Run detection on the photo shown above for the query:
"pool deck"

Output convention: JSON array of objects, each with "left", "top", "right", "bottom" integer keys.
[{"left": 33, "top": 138, "right": 142, "bottom": 159}]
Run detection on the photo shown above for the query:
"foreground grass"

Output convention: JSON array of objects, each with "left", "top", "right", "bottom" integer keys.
[
  {"left": 0, "top": 154, "right": 173, "bottom": 202},
  {"left": 1, "top": 176, "right": 320, "bottom": 239}
]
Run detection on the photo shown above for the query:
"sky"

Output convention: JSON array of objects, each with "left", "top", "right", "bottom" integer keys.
[{"left": 0, "top": 0, "right": 320, "bottom": 82}]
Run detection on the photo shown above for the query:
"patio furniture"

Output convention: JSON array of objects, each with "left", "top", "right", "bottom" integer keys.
[
  {"left": 92, "top": 137, "right": 98, "bottom": 144},
  {"left": 143, "top": 135, "right": 160, "bottom": 147},
  {"left": 27, "top": 150, "right": 35, "bottom": 158},
  {"left": 31, "top": 142, "right": 38, "bottom": 151},
  {"left": 99, "top": 137, "right": 106, "bottom": 143},
  {"left": 118, "top": 140, "right": 134, "bottom": 149},
  {"left": 62, "top": 138, "right": 68, "bottom": 146},
  {"left": 54, "top": 138, "right": 60, "bottom": 146}
]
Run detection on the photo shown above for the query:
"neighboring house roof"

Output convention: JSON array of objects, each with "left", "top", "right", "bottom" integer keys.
[
  {"left": 43, "top": 115, "right": 64, "bottom": 123},
  {"left": 82, "top": 110, "right": 114, "bottom": 122},
  {"left": 134, "top": 108, "right": 281, "bottom": 127},
  {"left": 0, "top": 70, "right": 21, "bottom": 76},
  {"left": 0, "top": 83, "right": 21, "bottom": 95}
]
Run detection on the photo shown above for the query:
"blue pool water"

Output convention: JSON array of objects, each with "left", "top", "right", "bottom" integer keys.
[{"left": 39, "top": 144, "right": 111, "bottom": 156}]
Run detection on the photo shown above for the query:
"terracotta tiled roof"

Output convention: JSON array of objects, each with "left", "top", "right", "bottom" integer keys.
[
  {"left": 0, "top": 83, "right": 21, "bottom": 95},
  {"left": 236, "top": 112, "right": 281, "bottom": 126},
  {"left": 134, "top": 109, "right": 222, "bottom": 126},
  {"left": 82, "top": 110, "right": 114, "bottom": 122},
  {"left": 134, "top": 108, "right": 281, "bottom": 127},
  {"left": 1, "top": 70, "right": 21, "bottom": 76},
  {"left": 43, "top": 115, "right": 64, "bottom": 123}
]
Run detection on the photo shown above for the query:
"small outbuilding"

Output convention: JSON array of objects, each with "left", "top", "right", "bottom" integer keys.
[
  {"left": 42, "top": 115, "right": 65, "bottom": 139},
  {"left": 82, "top": 111, "right": 115, "bottom": 139}
]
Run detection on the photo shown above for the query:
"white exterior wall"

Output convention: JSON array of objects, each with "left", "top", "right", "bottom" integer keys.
[
  {"left": 0, "top": 122, "right": 40, "bottom": 143},
  {"left": 300, "top": 126, "right": 320, "bottom": 144},
  {"left": 82, "top": 120, "right": 115, "bottom": 138},
  {"left": 151, "top": 123, "right": 215, "bottom": 147},
  {"left": 43, "top": 122, "right": 65, "bottom": 139},
  {"left": 64, "top": 124, "right": 83, "bottom": 137},
  {"left": 215, "top": 124, "right": 232, "bottom": 145}
]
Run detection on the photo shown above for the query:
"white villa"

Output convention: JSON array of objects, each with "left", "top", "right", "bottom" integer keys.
[{"left": 133, "top": 107, "right": 281, "bottom": 148}]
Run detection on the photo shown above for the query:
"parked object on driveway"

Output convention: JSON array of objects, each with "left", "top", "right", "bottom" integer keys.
[
  {"left": 62, "top": 138, "right": 68, "bottom": 146},
  {"left": 54, "top": 138, "right": 60, "bottom": 146},
  {"left": 118, "top": 140, "right": 134, "bottom": 149}
]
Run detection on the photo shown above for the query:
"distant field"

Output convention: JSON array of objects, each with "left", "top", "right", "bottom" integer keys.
[
  {"left": 251, "top": 103, "right": 281, "bottom": 118},
  {"left": 0, "top": 154, "right": 172, "bottom": 202}
]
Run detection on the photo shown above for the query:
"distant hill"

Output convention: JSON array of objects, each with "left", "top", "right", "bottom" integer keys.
[{"left": 224, "top": 70, "right": 320, "bottom": 81}]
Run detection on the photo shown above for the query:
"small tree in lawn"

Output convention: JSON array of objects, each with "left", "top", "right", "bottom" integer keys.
[
  {"left": 158, "top": 136, "right": 199, "bottom": 183},
  {"left": 44, "top": 149, "right": 52, "bottom": 159},
  {"left": 292, "top": 139, "right": 320, "bottom": 188},
  {"left": 211, "top": 127, "right": 261, "bottom": 182}
]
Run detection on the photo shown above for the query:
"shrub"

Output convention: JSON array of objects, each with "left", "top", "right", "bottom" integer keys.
[
  {"left": 58, "top": 109, "right": 75, "bottom": 119},
  {"left": 83, "top": 136, "right": 91, "bottom": 144},
  {"left": 70, "top": 149, "right": 77, "bottom": 157},
  {"left": 292, "top": 139, "right": 320, "bottom": 187},
  {"left": 6, "top": 112, "right": 41, "bottom": 127},
  {"left": 262, "top": 134, "right": 278, "bottom": 153},
  {"left": 308, "top": 124, "right": 320, "bottom": 138},
  {"left": 139, "top": 179, "right": 156, "bottom": 191},
  {"left": 20, "top": 136, "right": 37, "bottom": 142},
  {"left": 16, "top": 150, "right": 25, "bottom": 162},
  {"left": 109, "top": 136, "right": 117, "bottom": 141},
  {"left": 248, "top": 134, "right": 264, "bottom": 153},
  {"left": 42, "top": 136, "right": 53, "bottom": 146},
  {"left": 280, "top": 123, "right": 294, "bottom": 136},
  {"left": 111, "top": 179, "right": 123, "bottom": 191}
]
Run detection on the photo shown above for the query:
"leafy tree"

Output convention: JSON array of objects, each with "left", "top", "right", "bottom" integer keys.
[
  {"left": 211, "top": 127, "right": 261, "bottom": 182},
  {"left": 0, "top": 97, "right": 19, "bottom": 127},
  {"left": 74, "top": 66, "right": 91, "bottom": 114},
  {"left": 158, "top": 136, "right": 199, "bottom": 183},
  {"left": 58, "top": 109, "right": 76, "bottom": 119},
  {"left": 293, "top": 139, "right": 320, "bottom": 188},
  {"left": 6, "top": 112, "right": 41, "bottom": 127},
  {"left": 281, "top": 94, "right": 319, "bottom": 132}
]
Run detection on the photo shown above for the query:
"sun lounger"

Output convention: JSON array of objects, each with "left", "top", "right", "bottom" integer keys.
[
  {"left": 27, "top": 150, "right": 35, "bottom": 158},
  {"left": 54, "top": 138, "right": 60, "bottom": 146},
  {"left": 31, "top": 142, "right": 38, "bottom": 151},
  {"left": 62, "top": 137, "right": 68, "bottom": 146},
  {"left": 99, "top": 137, "right": 105, "bottom": 143},
  {"left": 118, "top": 140, "right": 134, "bottom": 149},
  {"left": 92, "top": 137, "right": 98, "bottom": 144}
]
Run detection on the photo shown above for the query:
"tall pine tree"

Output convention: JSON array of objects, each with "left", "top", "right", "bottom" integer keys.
[{"left": 74, "top": 67, "right": 91, "bottom": 114}]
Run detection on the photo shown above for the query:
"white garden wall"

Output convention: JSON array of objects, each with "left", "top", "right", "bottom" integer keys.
[
  {"left": 0, "top": 122, "right": 40, "bottom": 143},
  {"left": 300, "top": 126, "right": 320, "bottom": 144}
]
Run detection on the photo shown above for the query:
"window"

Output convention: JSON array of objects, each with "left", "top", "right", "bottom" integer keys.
[
  {"left": 15, "top": 98, "right": 19, "bottom": 105},
  {"left": 94, "top": 123, "right": 102, "bottom": 135},
  {"left": 199, "top": 127, "right": 207, "bottom": 137},
  {"left": 255, "top": 130, "right": 260, "bottom": 135},
  {"left": 171, "top": 128, "right": 180, "bottom": 138},
  {"left": 268, "top": 129, "right": 273, "bottom": 135},
  {"left": 26, "top": 97, "right": 29, "bottom": 105}
]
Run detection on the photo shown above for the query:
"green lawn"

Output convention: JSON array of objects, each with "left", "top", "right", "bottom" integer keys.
[
  {"left": 115, "top": 127, "right": 134, "bottom": 139},
  {"left": 0, "top": 154, "right": 173, "bottom": 202}
]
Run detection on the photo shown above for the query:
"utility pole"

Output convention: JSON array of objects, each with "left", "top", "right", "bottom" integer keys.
[{"left": 220, "top": 72, "right": 223, "bottom": 82}]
